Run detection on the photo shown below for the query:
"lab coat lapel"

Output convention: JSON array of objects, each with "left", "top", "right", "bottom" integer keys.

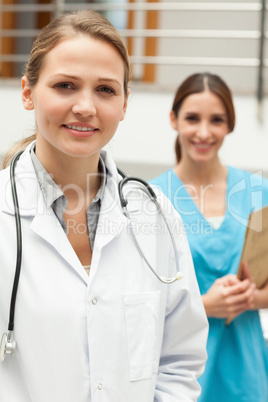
[
  {"left": 90, "top": 151, "right": 129, "bottom": 273},
  {"left": 89, "top": 186, "right": 128, "bottom": 282},
  {"left": 95, "top": 184, "right": 128, "bottom": 250},
  {"left": 30, "top": 211, "right": 83, "bottom": 276},
  {"left": 94, "top": 149, "right": 129, "bottom": 251},
  {"left": 0, "top": 145, "right": 85, "bottom": 279},
  {"left": 24, "top": 147, "right": 129, "bottom": 280},
  {"left": 1, "top": 146, "right": 130, "bottom": 281}
]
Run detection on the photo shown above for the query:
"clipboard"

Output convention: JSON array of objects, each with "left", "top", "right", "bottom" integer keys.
[
  {"left": 226, "top": 205, "right": 268, "bottom": 325},
  {"left": 236, "top": 205, "right": 268, "bottom": 288}
]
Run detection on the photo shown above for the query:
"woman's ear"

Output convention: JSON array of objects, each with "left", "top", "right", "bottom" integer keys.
[
  {"left": 22, "top": 76, "right": 34, "bottom": 110},
  {"left": 170, "top": 110, "right": 178, "bottom": 131}
]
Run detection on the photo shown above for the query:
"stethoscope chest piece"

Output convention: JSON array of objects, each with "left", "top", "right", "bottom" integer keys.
[{"left": 0, "top": 332, "right": 16, "bottom": 362}]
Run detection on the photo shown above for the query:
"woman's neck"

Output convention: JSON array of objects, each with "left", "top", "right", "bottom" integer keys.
[
  {"left": 35, "top": 144, "right": 101, "bottom": 201},
  {"left": 175, "top": 156, "right": 226, "bottom": 187},
  {"left": 174, "top": 157, "right": 228, "bottom": 218}
]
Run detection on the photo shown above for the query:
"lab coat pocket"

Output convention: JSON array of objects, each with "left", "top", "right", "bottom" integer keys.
[{"left": 123, "top": 292, "right": 160, "bottom": 381}]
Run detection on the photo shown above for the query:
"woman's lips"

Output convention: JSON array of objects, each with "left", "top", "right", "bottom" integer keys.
[
  {"left": 63, "top": 124, "right": 98, "bottom": 137},
  {"left": 192, "top": 142, "right": 215, "bottom": 152}
]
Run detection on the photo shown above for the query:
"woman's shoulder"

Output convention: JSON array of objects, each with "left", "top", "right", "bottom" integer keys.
[
  {"left": 149, "top": 168, "right": 179, "bottom": 192},
  {"left": 227, "top": 165, "right": 268, "bottom": 208},
  {"left": 228, "top": 165, "right": 268, "bottom": 187},
  {"left": 150, "top": 168, "right": 173, "bottom": 183},
  {"left": 227, "top": 165, "right": 252, "bottom": 179}
]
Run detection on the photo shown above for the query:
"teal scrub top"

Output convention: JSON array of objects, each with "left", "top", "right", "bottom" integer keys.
[{"left": 150, "top": 166, "right": 268, "bottom": 402}]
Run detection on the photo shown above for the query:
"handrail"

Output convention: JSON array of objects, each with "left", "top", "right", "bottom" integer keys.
[
  {"left": 0, "top": 30, "right": 41, "bottom": 38},
  {"left": 129, "top": 56, "right": 263, "bottom": 67},
  {"left": 257, "top": 0, "right": 266, "bottom": 121},
  {"left": 1, "top": 29, "right": 267, "bottom": 39},
  {"left": 1, "top": 54, "right": 267, "bottom": 68},
  {"left": 121, "top": 29, "right": 264, "bottom": 39},
  {"left": 0, "top": 2, "right": 267, "bottom": 13}
]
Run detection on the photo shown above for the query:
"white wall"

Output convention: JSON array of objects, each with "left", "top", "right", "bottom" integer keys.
[{"left": 1, "top": 82, "right": 268, "bottom": 178}]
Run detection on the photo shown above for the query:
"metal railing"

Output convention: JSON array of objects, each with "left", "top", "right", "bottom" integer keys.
[
  {"left": 258, "top": 0, "right": 266, "bottom": 121},
  {"left": 0, "top": 1, "right": 267, "bottom": 117},
  {"left": 0, "top": 2, "right": 266, "bottom": 12}
]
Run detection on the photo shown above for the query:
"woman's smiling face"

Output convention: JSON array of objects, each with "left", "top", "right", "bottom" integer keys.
[
  {"left": 22, "top": 35, "right": 128, "bottom": 162},
  {"left": 170, "top": 91, "right": 230, "bottom": 164}
]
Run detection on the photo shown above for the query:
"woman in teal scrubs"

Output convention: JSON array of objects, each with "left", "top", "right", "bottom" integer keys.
[{"left": 150, "top": 73, "right": 268, "bottom": 401}]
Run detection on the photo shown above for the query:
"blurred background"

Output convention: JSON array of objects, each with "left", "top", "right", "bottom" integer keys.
[
  {"left": 0, "top": 0, "right": 268, "bottom": 341},
  {"left": 0, "top": 0, "right": 268, "bottom": 178}
]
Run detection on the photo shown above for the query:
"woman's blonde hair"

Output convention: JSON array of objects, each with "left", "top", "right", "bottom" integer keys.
[{"left": 3, "top": 10, "right": 131, "bottom": 168}]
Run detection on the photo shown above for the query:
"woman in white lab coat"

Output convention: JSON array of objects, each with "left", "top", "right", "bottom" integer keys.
[{"left": 0, "top": 10, "right": 208, "bottom": 402}]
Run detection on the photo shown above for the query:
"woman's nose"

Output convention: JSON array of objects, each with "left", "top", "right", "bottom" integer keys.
[
  {"left": 197, "top": 121, "right": 210, "bottom": 140},
  {"left": 72, "top": 93, "right": 96, "bottom": 117}
]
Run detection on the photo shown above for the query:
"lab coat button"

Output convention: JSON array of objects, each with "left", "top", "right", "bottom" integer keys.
[
  {"left": 92, "top": 298, "right": 97, "bottom": 305},
  {"left": 97, "top": 383, "right": 103, "bottom": 390}
]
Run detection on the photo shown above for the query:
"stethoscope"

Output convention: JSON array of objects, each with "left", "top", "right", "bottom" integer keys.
[{"left": 0, "top": 152, "right": 183, "bottom": 362}]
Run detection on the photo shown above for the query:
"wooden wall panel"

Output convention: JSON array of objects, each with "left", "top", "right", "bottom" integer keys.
[
  {"left": 127, "top": 0, "right": 135, "bottom": 56},
  {"left": 143, "top": 0, "right": 159, "bottom": 82},
  {"left": 1, "top": 0, "right": 17, "bottom": 77},
  {"left": 37, "top": 0, "right": 52, "bottom": 29}
]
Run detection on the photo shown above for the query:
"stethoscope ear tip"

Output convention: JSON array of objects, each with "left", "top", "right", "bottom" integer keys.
[
  {"left": 0, "top": 333, "right": 8, "bottom": 362},
  {"left": 175, "top": 272, "right": 183, "bottom": 280},
  {"left": 0, "top": 332, "right": 16, "bottom": 362}
]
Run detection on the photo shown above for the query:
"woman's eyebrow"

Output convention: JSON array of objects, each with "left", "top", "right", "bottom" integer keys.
[
  {"left": 211, "top": 113, "right": 227, "bottom": 118},
  {"left": 48, "top": 74, "right": 122, "bottom": 87},
  {"left": 98, "top": 77, "right": 122, "bottom": 87},
  {"left": 49, "top": 73, "right": 79, "bottom": 80}
]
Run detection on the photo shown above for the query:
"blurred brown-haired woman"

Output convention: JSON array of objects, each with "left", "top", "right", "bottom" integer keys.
[{"left": 151, "top": 72, "right": 268, "bottom": 402}]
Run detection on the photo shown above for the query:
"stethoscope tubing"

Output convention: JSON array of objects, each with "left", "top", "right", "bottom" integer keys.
[
  {"left": 1, "top": 152, "right": 183, "bottom": 362},
  {"left": 119, "top": 173, "right": 181, "bottom": 281},
  {"left": 0, "top": 151, "right": 23, "bottom": 362},
  {"left": 120, "top": 182, "right": 181, "bottom": 284},
  {"left": 8, "top": 151, "right": 24, "bottom": 332}
]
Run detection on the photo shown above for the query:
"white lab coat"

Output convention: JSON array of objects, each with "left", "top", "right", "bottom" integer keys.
[{"left": 0, "top": 144, "right": 208, "bottom": 402}]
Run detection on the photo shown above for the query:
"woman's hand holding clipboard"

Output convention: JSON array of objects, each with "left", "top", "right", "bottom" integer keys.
[{"left": 226, "top": 206, "right": 268, "bottom": 325}]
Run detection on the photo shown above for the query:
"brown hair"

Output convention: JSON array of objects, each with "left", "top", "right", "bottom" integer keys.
[
  {"left": 3, "top": 10, "right": 131, "bottom": 168},
  {"left": 172, "top": 72, "right": 235, "bottom": 163}
]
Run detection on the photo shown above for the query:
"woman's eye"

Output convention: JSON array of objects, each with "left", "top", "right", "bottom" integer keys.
[
  {"left": 55, "top": 83, "right": 73, "bottom": 90},
  {"left": 185, "top": 115, "right": 198, "bottom": 122},
  {"left": 212, "top": 117, "right": 224, "bottom": 124},
  {"left": 98, "top": 86, "right": 115, "bottom": 94}
]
